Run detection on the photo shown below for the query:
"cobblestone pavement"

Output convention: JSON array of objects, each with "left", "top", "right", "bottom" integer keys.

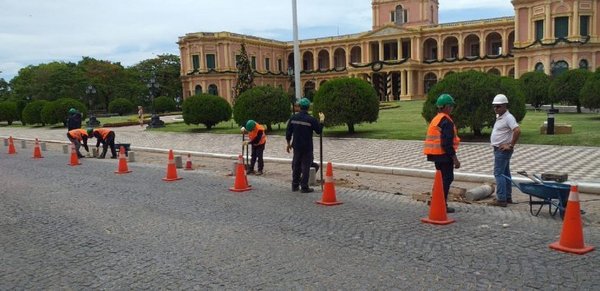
[
  {"left": 2, "top": 121, "right": 600, "bottom": 183},
  {"left": 1, "top": 150, "right": 599, "bottom": 289}
]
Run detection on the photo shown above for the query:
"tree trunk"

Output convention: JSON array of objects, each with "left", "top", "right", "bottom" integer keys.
[
  {"left": 267, "top": 124, "right": 273, "bottom": 131},
  {"left": 347, "top": 123, "right": 355, "bottom": 134}
]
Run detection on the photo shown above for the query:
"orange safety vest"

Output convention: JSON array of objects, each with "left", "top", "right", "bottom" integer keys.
[
  {"left": 423, "top": 113, "right": 460, "bottom": 155},
  {"left": 68, "top": 129, "right": 88, "bottom": 141},
  {"left": 94, "top": 128, "right": 112, "bottom": 140},
  {"left": 248, "top": 123, "right": 267, "bottom": 146}
]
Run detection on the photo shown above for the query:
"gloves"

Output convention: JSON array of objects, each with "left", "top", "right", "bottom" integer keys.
[
  {"left": 240, "top": 126, "right": 246, "bottom": 133},
  {"left": 242, "top": 141, "right": 249, "bottom": 146},
  {"left": 318, "top": 112, "right": 325, "bottom": 123}
]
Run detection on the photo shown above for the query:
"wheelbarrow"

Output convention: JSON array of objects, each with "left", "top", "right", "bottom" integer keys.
[{"left": 502, "top": 174, "right": 571, "bottom": 219}]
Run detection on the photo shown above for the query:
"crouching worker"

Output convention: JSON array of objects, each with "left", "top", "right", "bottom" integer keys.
[
  {"left": 241, "top": 120, "right": 266, "bottom": 175},
  {"left": 67, "top": 128, "right": 90, "bottom": 158},
  {"left": 88, "top": 128, "right": 117, "bottom": 159}
]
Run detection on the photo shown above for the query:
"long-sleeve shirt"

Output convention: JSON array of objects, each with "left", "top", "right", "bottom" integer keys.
[
  {"left": 286, "top": 110, "right": 322, "bottom": 152},
  {"left": 427, "top": 116, "right": 456, "bottom": 162}
]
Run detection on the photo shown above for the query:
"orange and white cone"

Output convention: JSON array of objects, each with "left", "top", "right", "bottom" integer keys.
[
  {"left": 7, "top": 136, "right": 16, "bottom": 154},
  {"left": 421, "top": 170, "right": 455, "bottom": 225},
  {"left": 163, "top": 149, "right": 182, "bottom": 181},
  {"left": 115, "top": 146, "right": 132, "bottom": 174},
  {"left": 68, "top": 143, "right": 81, "bottom": 166},
  {"left": 549, "top": 184, "right": 595, "bottom": 255},
  {"left": 316, "top": 162, "right": 343, "bottom": 206},
  {"left": 184, "top": 153, "right": 193, "bottom": 170},
  {"left": 32, "top": 138, "right": 43, "bottom": 159},
  {"left": 229, "top": 155, "right": 251, "bottom": 192}
]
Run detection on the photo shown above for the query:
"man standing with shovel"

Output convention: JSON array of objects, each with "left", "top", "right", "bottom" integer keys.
[{"left": 286, "top": 98, "right": 325, "bottom": 193}]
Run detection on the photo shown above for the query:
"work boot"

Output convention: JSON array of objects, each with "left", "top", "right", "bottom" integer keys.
[
  {"left": 301, "top": 187, "right": 314, "bottom": 193},
  {"left": 247, "top": 170, "right": 256, "bottom": 175},
  {"left": 446, "top": 206, "right": 455, "bottom": 213},
  {"left": 110, "top": 156, "right": 117, "bottom": 159},
  {"left": 292, "top": 185, "right": 299, "bottom": 192},
  {"left": 256, "top": 170, "right": 263, "bottom": 176},
  {"left": 490, "top": 200, "right": 507, "bottom": 207}
]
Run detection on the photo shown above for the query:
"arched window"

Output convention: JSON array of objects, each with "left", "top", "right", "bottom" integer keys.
[
  {"left": 579, "top": 59, "right": 589, "bottom": 70},
  {"left": 303, "top": 81, "right": 316, "bottom": 101},
  {"left": 488, "top": 68, "right": 501, "bottom": 76},
  {"left": 535, "top": 62, "right": 545, "bottom": 72},
  {"left": 551, "top": 60, "right": 569, "bottom": 77},
  {"left": 194, "top": 85, "right": 202, "bottom": 95},
  {"left": 508, "top": 68, "right": 515, "bottom": 78},
  {"left": 395, "top": 5, "right": 407, "bottom": 24},
  {"left": 424, "top": 72, "right": 438, "bottom": 94},
  {"left": 208, "top": 84, "right": 218, "bottom": 96}
]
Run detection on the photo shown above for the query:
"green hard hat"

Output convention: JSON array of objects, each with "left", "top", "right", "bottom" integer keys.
[
  {"left": 86, "top": 128, "right": 93, "bottom": 136},
  {"left": 245, "top": 120, "right": 256, "bottom": 131},
  {"left": 436, "top": 94, "right": 455, "bottom": 107},
  {"left": 68, "top": 108, "right": 77, "bottom": 114},
  {"left": 299, "top": 98, "right": 311, "bottom": 109}
]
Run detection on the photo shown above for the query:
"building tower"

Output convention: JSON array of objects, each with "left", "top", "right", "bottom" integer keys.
[{"left": 372, "top": 0, "right": 439, "bottom": 30}]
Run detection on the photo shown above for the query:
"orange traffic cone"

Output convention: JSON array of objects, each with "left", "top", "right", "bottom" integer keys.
[
  {"left": 184, "top": 153, "right": 193, "bottom": 170},
  {"left": 229, "top": 154, "right": 251, "bottom": 192},
  {"left": 162, "top": 149, "right": 182, "bottom": 181},
  {"left": 421, "top": 170, "right": 455, "bottom": 225},
  {"left": 32, "top": 138, "right": 43, "bottom": 159},
  {"left": 7, "top": 136, "right": 16, "bottom": 154},
  {"left": 68, "top": 143, "right": 81, "bottom": 166},
  {"left": 549, "top": 185, "right": 595, "bottom": 255},
  {"left": 316, "top": 162, "right": 343, "bottom": 206},
  {"left": 114, "top": 146, "right": 132, "bottom": 174}
]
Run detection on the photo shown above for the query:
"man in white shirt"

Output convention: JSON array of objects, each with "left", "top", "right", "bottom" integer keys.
[{"left": 490, "top": 94, "right": 521, "bottom": 207}]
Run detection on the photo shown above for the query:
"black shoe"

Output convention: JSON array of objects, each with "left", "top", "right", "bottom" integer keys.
[
  {"left": 446, "top": 206, "right": 455, "bottom": 213},
  {"left": 110, "top": 156, "right": 117, "bottom": 159},
  {"left": 490, "top": 200, "right": 507, "bottom": 207},
  {"left": 77, "top": 154, "right": 84, "bottom": 158},
  {"left": 256, "top": 170, "right": 263, "bottom": 176},
  {"left": 247, "top": 170, "right": 255, "bottom": 175},
  {"left": 507, "top": 199, "right": 517, "bottom": 204},
  {"left": 292, "top": 186, "right": 299, "bottom": 192},
  {"left": 301, "top": 188, "right": 314, "bottom": 193}
]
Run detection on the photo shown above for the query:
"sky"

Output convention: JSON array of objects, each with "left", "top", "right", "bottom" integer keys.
[{"left": 0, "top": 0, "right": 514, "bottom": 81}]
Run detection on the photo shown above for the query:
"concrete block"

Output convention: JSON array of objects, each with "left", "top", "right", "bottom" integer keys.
[
  {"left": 40, "top": 142, "right": 47, "bottom": 151},
  {"left": 128, "top": 151, "right": 136, "bottom": 162},
  {"left": 174, "top": 155, "right": 183, "bottom": 168},
  {"left": 21, "top": 140, "right": 27, "bottom": 149},
  {"left": 62, "top": 144, "right": 69, "bottom": 154},
  {"left": 92, "top": 148, "right": 99, "bottom": 157},
  {"left": 309, "top": 167, "right": 316, "bottom": 186}
]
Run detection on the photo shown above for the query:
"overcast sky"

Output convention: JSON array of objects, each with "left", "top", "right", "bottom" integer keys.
[{"left": 0, "top": 0, "right": 513, "bottom": 81}]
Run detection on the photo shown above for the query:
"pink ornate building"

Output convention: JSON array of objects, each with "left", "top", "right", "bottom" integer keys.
[{"left": 178, "top": 0, "right": 600, "bottom": 102}]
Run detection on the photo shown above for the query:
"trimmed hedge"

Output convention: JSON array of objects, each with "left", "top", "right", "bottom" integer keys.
[{"left": 22, "top": 100, "right": 49, "bottom": 126}]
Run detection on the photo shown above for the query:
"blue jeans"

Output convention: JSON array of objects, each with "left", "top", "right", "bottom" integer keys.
[{"left": 494, "top": 148, "right": 513, "bottom": 202}]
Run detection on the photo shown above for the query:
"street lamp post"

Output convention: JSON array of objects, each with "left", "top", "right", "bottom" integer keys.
[
  {"left": 146, "top": 74, "right": 164, "bottom": 128},
  {"left": 85, "top": 85, "right": 100, "bottom": 127}
]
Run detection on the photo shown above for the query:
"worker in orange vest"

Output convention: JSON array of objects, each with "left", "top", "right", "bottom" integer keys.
[
  {"left": 88, "top": 128, "right": 117, "bottom": 159},
  {"left": 241, "top": 120, "right": 267, "bottom": 175},
  {"left": 67, "top": 128, "right": 90, "bottom": 158},
  {"left": 424, "top": 94, "right": 461, "bottom": 213}
]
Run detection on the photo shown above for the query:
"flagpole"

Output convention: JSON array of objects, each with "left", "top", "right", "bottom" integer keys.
[{"left": 292, "top": 0, "right": 301, "bottom": 103}]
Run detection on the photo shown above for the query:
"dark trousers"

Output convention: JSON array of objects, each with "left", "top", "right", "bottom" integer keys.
[
  {"left": 250, "top": 144, "right": 265, "bottom": 171},
  {"left": 434, "top": 161, "right": 454, "bottom": 202},
  {"left": 292, "top": 149, "right": 313, "bottom": 189},
  {"left": 100, "top": 132, "right": 117, "bottom": 158}
]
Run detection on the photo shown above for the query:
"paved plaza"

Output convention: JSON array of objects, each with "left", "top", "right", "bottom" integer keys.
[{"left": 1, "top": 150, "right": 598, "bottom": 289}]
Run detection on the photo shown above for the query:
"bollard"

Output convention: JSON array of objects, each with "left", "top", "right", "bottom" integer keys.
[
  {"left": 40, "top": 142, "right": 47, "bottom": 151},
  {"left": 3, "top": 138, "right": 7, "bottom": 146},
  {"left": 308, "top": 167, "right": 316, "bottom": 186},
  {"left": 92, "top": 148, "right": 99, "bottom": 157},
  {"left": 21, "top": 140, "right": 27, "bottom": 149},
  {"left": 127, "top": 151, "right": 135, "bottom": 163},
  {"left": 62, "top": 144, "right": 69, "bottom": 154},
  {"left": 174, "top": 155, "right": 183, "bottom": 169}
]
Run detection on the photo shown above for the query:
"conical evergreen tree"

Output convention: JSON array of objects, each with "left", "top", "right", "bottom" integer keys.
[{"left": 233, "top": 43, "right": 254, "bottom": 103}]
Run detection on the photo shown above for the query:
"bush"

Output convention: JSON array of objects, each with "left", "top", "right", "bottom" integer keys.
[
  {"left": 16, "top": 100, "right": 27, "bottom": 123},
  {"left": 519, "top": 71, "right": 550, "bottom": 109},
  {"left": 182, "top": 94, "right": 231, "bottom": 129},
  {"left": 0, "top": 101, "right": 18, "bottom": 125},
  {"left": 233, "top": 86, "right": 291, "bottom": 131},
  {"left": 108, "top": 98, "right": 135, "bottom": 116},
  {"left": 423, "top": 70, "right": 526, "bottom": 136},
  {"left": 22, "top": 100, "right": 49, "bottom": 126},
  {"left": 153, "top": 96, "right": 176, "bottom": 113},
  {"left": 580, "top": 69, "right": 600, "bottom": 111},
  {"left": 41, "top": 98, "right": 87, "bottom": 125},
  {"left": 312, "top": 77, "right": 379, "bottom": 133}
]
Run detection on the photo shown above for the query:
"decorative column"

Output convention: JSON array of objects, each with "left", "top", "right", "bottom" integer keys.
[
  {"left": 407, "top": 70, "right": 414, "bottom": 97},
  {"left": 545, "top": 3, "right": 551, "bottom": 40},
  {"left": 329, "top": 47, "right": 334, "bottom": 70},
  {"left": 378, "top": 40, "right": 384, "bottom": 61},
  {"left": 400, "top": 70, "right": 407, "bottom": 97},
  {"left": 397, "top": 39, "right": 402, "bottom": 60},
  {"left": 572, "top": 0, "right": 579, "bottom": 38}
]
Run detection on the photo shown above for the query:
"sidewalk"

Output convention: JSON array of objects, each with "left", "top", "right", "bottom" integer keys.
[{"left": 2, "top": 120, "right": 600, "bottom": 193}]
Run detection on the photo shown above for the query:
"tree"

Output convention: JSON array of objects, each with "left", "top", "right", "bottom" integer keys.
[
  {"left": 10, "top": 62, "right": 83, "bottom": 102},
  {"left": 108, "top": 98, "right": 135, "bottom": 116},
  {"left": 78, "top": 57, "right": 130, "bottom": 111},
  {"left": 22, "top": 100, "right": 49, "bottom": 126},
  {"left": 0, "top": 101, "right": 18, "bottom": 125},
  {"left": 128, "top": 54, "right": 182, "bottom": 105},
  {"left": 153, "top": 96, "right": 177, "bottom": 113},
  {"left": 519, "top": 71, "right": 550, "bottom": 109},
  {"left": 312, "top": 77, "right": 379, "bottom": 133},
  {"left": 549, "top": 69, "right": 591, "bottom": 113},
  {"left": 0, "top": 77, "right": 10, "bottom": 101},
  {"left": 182, "top": 94, "right": 231, "bottom": 129},
  {"left": 233, "top": 43, "right": 254, "bottom": 103},
  {"left": 423, "top": 70, "right": 526, "bottom": 136},
  {"left": 233, "top": 86, "right": 290, "bottom": 131},
  {"left": 580, "top": 68, "right": 600, "bottom": 111}
]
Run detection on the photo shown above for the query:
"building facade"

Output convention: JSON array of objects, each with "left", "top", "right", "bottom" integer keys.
[{"left": 178, "top": 0, "right": 600, "bottom": 102}]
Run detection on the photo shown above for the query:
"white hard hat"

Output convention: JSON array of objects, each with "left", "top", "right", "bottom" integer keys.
[{"left": 492, "top": 94, "right": 509, "bottom": 104}]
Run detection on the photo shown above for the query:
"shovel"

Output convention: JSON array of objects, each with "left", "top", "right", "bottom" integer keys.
[{"left": 517, "top": 171, "right": 543, "bottom": 184}]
